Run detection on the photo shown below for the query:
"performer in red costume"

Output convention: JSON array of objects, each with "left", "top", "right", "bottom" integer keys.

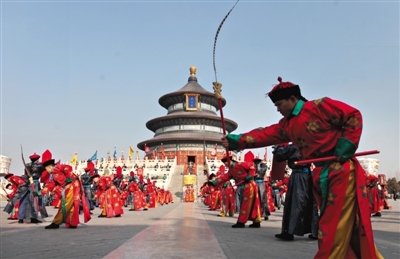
[
  {"left": 165, "top": 189, "right": 174, "bottom": 204},
  {"left": 221, "top": 77, "right": 382, "bottom": 258},
  {"left": 39, "top": 159, "right": 91, "bottom": 229},
  {"left": 184, "top": 186, "right": 191, "bottom": 202},
  {"left": 3, "top": 180, "right": 20, "bottom": 220},
  {"left": 211, "top": 152, "right": 261, "bottom": 228},
  {"left": 365, "top": 173, "right": 383, "bottom": 217},
  {"left": 94, "top": 175, "right": 124, "bottom": 217},
  {"left": 145, "top": 178, "right": 158, "bottom": 208},
  {"left": 219, "top": 180, "right": 235, "bottom": 217}
]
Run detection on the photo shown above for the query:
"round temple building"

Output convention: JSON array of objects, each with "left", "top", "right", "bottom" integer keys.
[{"left": 137, "top": 66, "right": 238, "bottom": 165}]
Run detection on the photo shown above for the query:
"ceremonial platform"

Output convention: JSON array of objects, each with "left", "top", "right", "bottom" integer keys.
[{"left": 0, "top": 200, "right": 399, "bottom": 259}]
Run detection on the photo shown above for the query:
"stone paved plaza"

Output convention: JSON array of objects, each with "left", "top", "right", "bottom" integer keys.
[{"left": 0, "top": 200, "right": 399, "bottom": 259}]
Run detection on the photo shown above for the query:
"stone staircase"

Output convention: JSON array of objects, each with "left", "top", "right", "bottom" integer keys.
[
  {"left": 167, "top": 165, "right": 184, "bottom": 202},
  {"left": 196, "top": 166, "right": 208, "bottom": 184},
  {"left": 166, "top": 165, "right": 209, "bottom": 202}
]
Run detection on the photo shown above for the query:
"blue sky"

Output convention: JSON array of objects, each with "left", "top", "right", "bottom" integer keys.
[{"left": 1, "top": 0, "right": 399, "bottom": 178}]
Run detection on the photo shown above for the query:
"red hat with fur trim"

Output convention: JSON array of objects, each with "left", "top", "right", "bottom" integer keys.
[
  {"left": 267, "top": 77, "right": 307, "bottom": 103},
  {"left": 29, "top": 153, "right": 40, "bottom": 161},
  {"left": 4, "top": 172, "right": 13, "bottom": 179},
  {"left": 253, "top": 157, "right": 262, "bottom": 163},
  {"left": 221, "top": 151, "right": 236, "bottom": 163}
]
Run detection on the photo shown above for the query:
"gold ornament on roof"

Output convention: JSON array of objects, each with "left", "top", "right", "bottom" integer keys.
[{"left": 190, "top": 66, "right": 196, "bottom": 77}]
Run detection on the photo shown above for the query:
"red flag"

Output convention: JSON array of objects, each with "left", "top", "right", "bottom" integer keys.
[
  {"left": 211, "top": 143, "right": 217, "bottom": 157},
  {"left": 161, "top": 143, "right": 165, "bottom": 157},
  {"left": 144, "top": 144, "right": 150, "bottom": 153}
]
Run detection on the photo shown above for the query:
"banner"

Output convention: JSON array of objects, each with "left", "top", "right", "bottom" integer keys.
[
  {"left": 70, "top": 153, "right": 78, "bottom": 164},
  {"left": 183, "top": 175, "right": 196, "bottom": 186},
  {"left": 211, "top": 143, "right": 217, "bottom": 157},
  {"left": 129, "top": 146, "right": 134, "bottom": 158},
  {"left": 89, "top": 150, "right": 97, "bottom": 161},
  {"left": 144, "top": 144, "right": 150, "bottom": 153},
  {"left": 161, "top": 143, "right": 165, "bottom": 157},
  {"left": 113, "top": 146, "right": 117, "bottom": 159}
]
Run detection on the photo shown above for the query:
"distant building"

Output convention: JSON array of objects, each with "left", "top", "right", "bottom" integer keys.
[
  {"left": 137, "top": 66, "right": 238, "bottom": 165},
  {"left": 0, "top": 155, "right": 12, "bottom": 177}
]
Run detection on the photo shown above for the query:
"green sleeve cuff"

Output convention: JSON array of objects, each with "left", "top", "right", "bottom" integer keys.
[
  {"left": 334, "top": 137, "right": 356, "bottom": 159},
  {"left": 37, "top": 190, "right": 41, "bottom": 196},
  {"left": 226, "top": 134, "right": 242, "bottom": 150},
  {"left": 245, "top": 175, "right": 253, "bottom": 181}
]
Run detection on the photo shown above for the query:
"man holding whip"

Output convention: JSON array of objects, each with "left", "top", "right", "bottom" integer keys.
[{"left": 221, "top": 77, "right": 382, "bottom": 259}]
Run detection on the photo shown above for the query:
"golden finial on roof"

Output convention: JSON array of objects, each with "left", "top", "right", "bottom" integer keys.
[{"left": 190, "top": 66, "right": 197, "bottom": 77}]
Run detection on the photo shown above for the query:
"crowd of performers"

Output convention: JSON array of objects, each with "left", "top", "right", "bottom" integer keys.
[
  {"left": 199, "top": 146, "right": 320, "bottom": 238},
  {"left": 3, "top": 150, "right": 173, "bottom": 229},
  {"left": 183, "top": 185, "right": 196, "bottom": 202}
]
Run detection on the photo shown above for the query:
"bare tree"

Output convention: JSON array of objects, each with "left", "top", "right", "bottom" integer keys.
[{"left": 387, "top": 177, "right": 400, "bottom": 198}]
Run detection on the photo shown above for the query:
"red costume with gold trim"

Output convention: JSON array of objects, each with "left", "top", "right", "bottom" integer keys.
[
  {"left": 5, "top": 182, "right": 19, "bottom": 219},
  {"left": 219, "top": 181, "right": 235, "bottom": 217},
  {"left": 215, "top": 161, "right": 261, "bottom": 224},
  {"left": 226, "top": 94, "right": 382, "bottom": 258},
  {"left": 146, "top": 179, "right": 158, "bottom": 208},
  {"left": 127, "top": 181, "right": 145, "bottom": 210},
  {"left": 165, "top": 190, "right": 174, "bottom": 204},
  {"left": 94, "top": 176, "right": 124, "bottom": 217},
  {"left": 41, "top": 164, "right": 91, "bottom": 227},
  {"left": 264, "top": 177, "right": 276, "bottom": 213},
  {"left": 184, "top": 187, "right": 191, "bottom": 202},
  {"left": 365, "top": 173, "right": 383, "bottom": 214}
]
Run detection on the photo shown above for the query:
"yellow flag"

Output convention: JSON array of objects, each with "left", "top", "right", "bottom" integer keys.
[
  {"left": 70, "top": 153, "right": 78, "bottom": 164},
  {"left": 129, "top": 146, "right": 134, "bottom": 158}
]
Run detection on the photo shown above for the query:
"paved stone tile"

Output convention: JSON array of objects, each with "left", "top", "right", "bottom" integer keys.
[
  {"left": 0, "top": 202, "right": 177, "bottom": 259},
  {"left": 103, "top": 203, "right": 226, "bottom": 259}
]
